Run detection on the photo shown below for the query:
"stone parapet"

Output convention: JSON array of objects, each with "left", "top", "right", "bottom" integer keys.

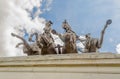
[{"left": 0, "top": 53, "right": 120, "bottom": 79}]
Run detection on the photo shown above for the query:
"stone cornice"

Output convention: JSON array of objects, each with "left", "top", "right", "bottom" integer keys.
[
  {"left": 0, "top": 53, "right": 120, "bottom": 67},
  {"left": 0, "top": 53, "right": 120, "bottom": 79}
]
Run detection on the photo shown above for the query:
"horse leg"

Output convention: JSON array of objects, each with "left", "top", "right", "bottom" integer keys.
[{"left": 47, "top": 45, "right": 57, "bottom": 54}]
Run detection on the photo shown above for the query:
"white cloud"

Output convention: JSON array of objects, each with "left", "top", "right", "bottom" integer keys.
[
  {"left": 76, "top": 36, "right": 86, "bottom": 54},
  {"left": 51, "top": 33, "right": 64, "bottom": 46},
  {"left": 45, "top": 0, "right": 53, "bottom": 11},
  {"left": 42, "top": 0, "right": 53, "bottom": 12},
  {"left": 0, "top": 0, "right": 53, "bottom": 57},
  {"left": 116, "top": 44, "right": 120, "bottom": 54}
]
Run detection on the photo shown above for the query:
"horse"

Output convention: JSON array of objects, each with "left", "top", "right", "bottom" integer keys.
[
  {"left": 62, "top": 32, "right": 78, "bottom": 54},
  {"left": 84, "top": 19, "right": 112, "bottom": 52},
  {"left": 51, "top": 29, "right": 78, "bottom": 54},
  {"left": 29, "top": 32, "right": 57, "bottom": 55},
  {"left": 11, "top": 33, "right": 41, "bottom": 56}
]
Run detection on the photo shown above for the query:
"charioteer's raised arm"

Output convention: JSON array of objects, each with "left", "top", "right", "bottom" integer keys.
[{"left": 99, "top": 19, "right": 112, "bottom": 48}]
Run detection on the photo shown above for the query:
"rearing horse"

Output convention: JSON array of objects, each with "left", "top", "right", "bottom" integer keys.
[
  {"left": 84, "top": 19, "right": 112, "bottom": 52},
  {"left": 62, "top": 32, "right": 78, "bottom": 54},
  {"left": 11, "top": 33, "right": 41, "bottom": 55},
  {"left": 53, "top": 20, "right": 78, "bottom": 54},
  {"left": 29, "top": 31, "right": 57, "bottom": 55}
]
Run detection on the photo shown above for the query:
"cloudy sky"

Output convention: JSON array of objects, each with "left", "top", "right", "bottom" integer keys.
[{"left": 0, "top": 0, "right": 120, "bottom": 57}]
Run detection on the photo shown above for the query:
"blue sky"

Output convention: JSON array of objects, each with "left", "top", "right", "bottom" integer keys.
[{"left": 39, "top": 0, "right": 120, "bottom": 53}]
